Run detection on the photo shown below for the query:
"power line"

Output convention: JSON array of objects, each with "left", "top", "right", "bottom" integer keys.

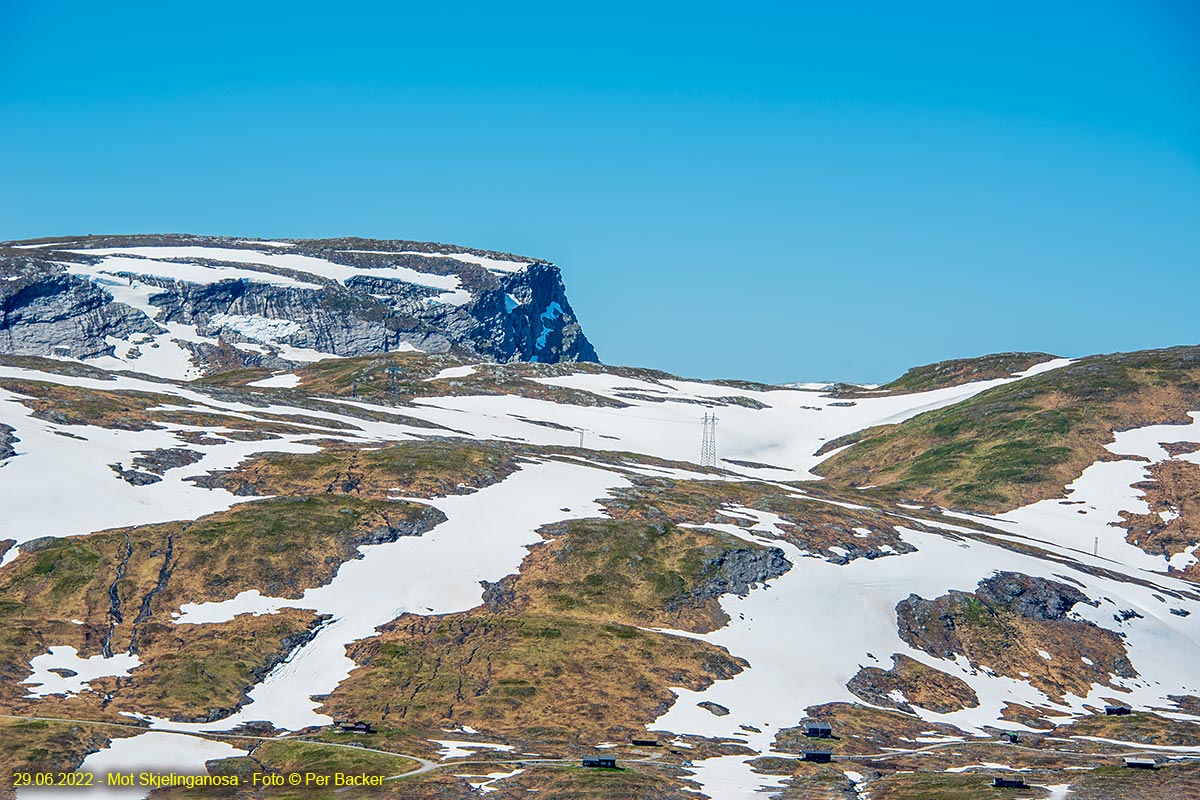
[{"left": 700, "top": 413, "right": 718, "bottom": 467}]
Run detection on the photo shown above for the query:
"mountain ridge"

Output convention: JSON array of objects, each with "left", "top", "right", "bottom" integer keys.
[{"left": 0, "top": 234, "right": 598, "bottom": 376}]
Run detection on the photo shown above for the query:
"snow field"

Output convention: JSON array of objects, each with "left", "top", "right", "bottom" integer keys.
[
  {"left": 67, "top": 246, "right": 475, "bottom": 305},
  {"left": 655, "top": 503, "right": 1200, "bottom": 799},
  {"left": 423, "top": 365, "right": 478, "bottom": 382},
  {"left": 0, "top": 380, "right": 325, "bottom": 543},
  {"left": 680, "top": 754, "right": 790, "bottom": 798},
  {"left": 316, "top": 357, "right": 1074, "bottom": 485},
  {"left": 15, "top": 732, "right": 244, "bottom": 800},
  {"left": 999, "top": 412, "right": 1200, "bottom": 572},
  {"left": 22, "top": 647, "right": 141, "bottom": 698},
  {"left": 0, "top": 363, "right": 475, "bottom": 541}
]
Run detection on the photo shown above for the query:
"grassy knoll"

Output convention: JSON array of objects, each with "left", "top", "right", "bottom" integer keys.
[
  {"left": 860, "top": 771, "right": 1039, "bottom": 800},
  {"left": 513, "top": 518, "right": 786, "bottom": 631},
  {"left": 880, "top": 352, "right": 1056, "bottom": 393},
  {"left": 818, "top": 346, "right": 1200, "bottom": 512},
  {"left": 255, "top": 739, "right": 419, "bottom": 775},
  {"left": 193, "top": 440, "right": 521, "bottom": 499},
  {"left": 774, "top": 703, "right": 967, "bottom": 756},
  {"left": 326, "top": 611, "right": 741, "bottom": 750}
]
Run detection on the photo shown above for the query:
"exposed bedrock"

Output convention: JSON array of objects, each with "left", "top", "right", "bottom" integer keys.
[{"left": 0, "top": 238, "right": 598, "bottom": 365}]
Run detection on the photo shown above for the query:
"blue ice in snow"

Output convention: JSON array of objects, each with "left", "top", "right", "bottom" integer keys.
[{"left": 535, "top": 302, "right": 564, "bottom": 350}]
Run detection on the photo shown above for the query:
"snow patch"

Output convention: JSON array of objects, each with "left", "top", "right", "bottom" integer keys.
[
  {"left": 434, "top": 740, "right": 514, "bottom": 760},
  {"left": 208, "top": 313, "right": 301, "bottom": 344},
  {"left": 68, "top": 246, "right": 475, "bottom": 304},
  {"left": 247, "top": 372, "right": 301, "bottom": 389},
  {"left": 681, "top": 754, "right": 790, "bottom": 799},
  {"left": 16, "top": 732, "right": 243, "bottom": 800},
  {"left": 23, "top": 646, "right": 141, "bottom": 697},
  {"left": 458, "top": 768, "right": 524, "bottom": 794},
  {"left": 424, "top": 365, "right": 478, "bottom": 382}
]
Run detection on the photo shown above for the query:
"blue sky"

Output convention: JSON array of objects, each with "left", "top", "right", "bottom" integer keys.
[{"left": 2, "top": 1, "right": 1197, "bottom": 383}]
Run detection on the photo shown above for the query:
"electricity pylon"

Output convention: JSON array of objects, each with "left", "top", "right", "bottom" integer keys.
[{"left": 700, "top": 413, "right": 718, "bottom": 467}]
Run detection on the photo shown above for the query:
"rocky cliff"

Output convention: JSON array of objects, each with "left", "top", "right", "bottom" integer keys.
[{"left": 0, "top": 234, "right": 597, "bottom": 376}]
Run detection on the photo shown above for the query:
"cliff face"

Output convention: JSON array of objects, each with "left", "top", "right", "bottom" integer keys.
[
  {"left": 0, "top": 234, "right": 597, "bottom": 375},
  {"left": 0, "top": 267, "right": 160, "bottom": 359}
]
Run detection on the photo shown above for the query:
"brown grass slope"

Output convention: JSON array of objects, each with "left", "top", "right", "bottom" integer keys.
[
  {"left": 0, "top": 495, "right": 436, "bottom": 722},
  {"left": 319, "top": 517, "right": 780, "bottom": 751}
]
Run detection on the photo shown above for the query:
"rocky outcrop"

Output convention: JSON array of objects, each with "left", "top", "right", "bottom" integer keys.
[
  {"left": 847, "top": 654, "right": 979, "bottom": 714},
  {"left": 0, "top": 423, "right": 17, "bottom": 462},
  {"left": 975, "top": 571, "right": 1092, "bottom": 621},
  {"left": 666, "top": 546, "right": 791, "bottom": 611},
  {"left": 131, "top": 448, "right": 205, "bottom": 475},
  {"left": 480, "top": 574, "right": 518, "bottom": 613},
  {"left": 895, "top": 572, "right": 1137, "bottom": 703},
  {"left": 353, "top": 504, "right": 448, "bottom": 547},
  {"left": 0, "top": 266, "right": 160, "bottom": 358},
  {"left": 0, "top": 235, "right": 598, "bottom": 368},
  {"left": 895, "top": 573, "right": 1100, "bottom": 660},
  {"left": 109, "top": 463, "right": 162, "bottom": 486}
]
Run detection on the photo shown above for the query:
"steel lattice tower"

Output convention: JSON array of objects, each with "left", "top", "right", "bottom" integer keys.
[{"left": 700, "top": 413, "right": 718, "bottom": 467}]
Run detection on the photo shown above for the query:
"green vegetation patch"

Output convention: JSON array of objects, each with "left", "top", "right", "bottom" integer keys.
[
  {"left": 818, "top": 346, "right": 1200, "bottom": 512},
  {"left": 254, "top": 739, "right": 419, "bottom": 776}
]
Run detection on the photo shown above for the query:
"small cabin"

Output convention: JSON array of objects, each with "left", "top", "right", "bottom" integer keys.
[
  {"left": 993, "top": 776, "right": 1027, "bottom": 789},
  {"left": 801, "top": 751, "right": 832, "bottom": 763},
  {"left": 1000, "top": 731, "right": 1020, "bottom": 743},
  {"left": 803, "top": 721, "right": 833, "bottom": 739},
  {"left": 1105, "top": 704, "right": 1132, "bottom": 716},
  {"left": 335, "top": 721, "right": 375, "bottom": 734},
  {"left": 1124, "top": 757, "right": 1156, "bottom": 770},
  {"left": 631, "top": 738, "right": 659, "bottom": 747},
  {"left": 582, "top": 756, "right": 617, "bottom": 769}
]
